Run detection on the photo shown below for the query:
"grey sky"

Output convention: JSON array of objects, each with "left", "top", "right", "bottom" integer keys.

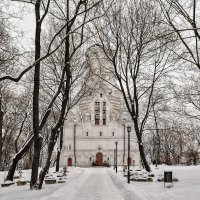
[{"left": 7, "top": 1, "right": 35, "bottom": 50}]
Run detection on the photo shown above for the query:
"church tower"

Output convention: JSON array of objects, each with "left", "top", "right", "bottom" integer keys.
[{"left": 60, "top": 45, "right": 140, "bottom": 167}]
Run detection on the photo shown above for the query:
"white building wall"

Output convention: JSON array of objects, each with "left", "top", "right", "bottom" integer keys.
[{"left": 60, "top": 121, "right": 140, "bottom": 167}]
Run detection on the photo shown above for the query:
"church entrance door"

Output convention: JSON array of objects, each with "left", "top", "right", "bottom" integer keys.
[
  {"left": 96, "top": 152, "right": 103, "bottom": 166},
  {"left": 68, "top": 157, "right": 72, "bottom": 166},
  {"left": 127, "top": 157, "right": 132, "bottom": 165}
]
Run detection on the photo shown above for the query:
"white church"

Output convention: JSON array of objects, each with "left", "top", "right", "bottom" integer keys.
[{"left": 60, "top": 46, "right": 140, "bottom": 167}]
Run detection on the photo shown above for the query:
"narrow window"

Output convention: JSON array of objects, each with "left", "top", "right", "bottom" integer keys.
[
  {"left": 86, "top": 132, "right": 88, "bottom": 136},
  {"left": 95, "top": 101, "right": 100, "bottom": 106},
  {"left": 89, "top": 157, "right": 92, "bottom": 161},
  {"left": 100, "top": 132, "right": 102, "bottom": 136},
  {"left": 107, "top": 157, "right": 109, "bottom": 161},
  {"left": 69, "top": 145, "right": 71, "bottom": 150},
  {"left": 95, "top": 101, "right": 100, "bottom": 125},
  {"left": 112, "top": 132, "right": 114, "bottom": 136},
  {"left": 103, "top": 101, "right": 106, "bottom": 125}
]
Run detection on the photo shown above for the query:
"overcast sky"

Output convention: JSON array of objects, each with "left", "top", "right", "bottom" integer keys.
[{"left": 7, "top": 1, "right": 35, "bottom": 50}]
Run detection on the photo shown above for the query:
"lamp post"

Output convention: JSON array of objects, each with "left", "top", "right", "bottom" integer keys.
[
  {"left": 127, "top": 126, "right": 131, "bottom": 184},
  {"left": 74, "top": 124, "right": 77, "bottom": 167},
  {"left": 115, "top": 141, "right": 118, "bottom": 173},
  {"left": 113, "top": 148, "right": 116, "bottom": 170}
]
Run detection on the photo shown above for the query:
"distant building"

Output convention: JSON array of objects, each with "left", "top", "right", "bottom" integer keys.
[{"left": 60, "top": 46, "right": 140, "bottom": 167}]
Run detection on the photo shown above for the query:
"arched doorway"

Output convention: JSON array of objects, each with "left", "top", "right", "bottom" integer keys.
[
  {"left": 68, "top": 157, "right": 72, "bottom": 166},
  {"left": 127, "top": 157, "right": 132, "bottom": 165},
  {"left": 96, "top": 152, "right": 103, "bottom": 166}
]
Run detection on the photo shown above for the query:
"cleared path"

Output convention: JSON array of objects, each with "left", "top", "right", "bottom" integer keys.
[
  {"left": 68, "top": 168, "right": 124, "bottom": 200},
  {"left": 42, "top": 168, "right": 125, "bottom": 200}
]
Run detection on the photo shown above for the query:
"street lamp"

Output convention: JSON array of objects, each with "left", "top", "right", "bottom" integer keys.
[
  {"left": 113, "top": 148, "right": 116, "bottom": 170},
  {"left": 74, "top": 124, "right": 77, "bottom": 167},
  {"left": 127, "top": 126, "right": 131, "bottom": 183},
  {"left": 115, "top": 141, "right": 118, "bottom": 173}
]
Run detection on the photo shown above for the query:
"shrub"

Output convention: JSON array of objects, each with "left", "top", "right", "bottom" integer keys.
[
  {"left": 103, "top": 160, "right": 110, "bottom": 167},
  {"left": 92, "top": 160, "right": 97, "bottom": 166}
]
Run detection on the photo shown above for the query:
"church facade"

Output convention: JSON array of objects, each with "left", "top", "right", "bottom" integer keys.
[{"left": 59, "top": 46, "right": 140, "bottom": 167}]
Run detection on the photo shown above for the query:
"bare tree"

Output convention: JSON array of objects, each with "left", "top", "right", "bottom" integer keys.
[
  {"left": 0, "top": 3, "right": 21, "bottom": 168},
  {"left": 0, "top": 92, "right": 3, "bottom": 167},
  {"left": 26, "top": 0, "right": 51, "bottom": 189},
  {"left": 158, "top": 0, "right": 200, "bottom": 70},
  {"left": 93, "top": 0, "right": 174, "bottom": 172},
  {"left": 2, "top": 0, "right": 51, "bottom": 188},
  {"left": 38, "top": 0, "right": 101, "bottom": 189}
]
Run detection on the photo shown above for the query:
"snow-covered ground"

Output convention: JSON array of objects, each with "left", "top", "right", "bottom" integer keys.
[
  {"left": 115, "top": 165, "right": 200, "bottom": 200},
  {"left": 0, "top": 165, "right": 200, "bottom": 200},
  {"left": 0, "top": 167, "right": 141, "bottom": 200},
  {"left": 0, "top": 167, "right": 82, "bottom": 200}
]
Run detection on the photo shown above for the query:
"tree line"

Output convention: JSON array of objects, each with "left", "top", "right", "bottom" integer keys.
[{"left": 0, "top": 0, "right": 200, "bottom": 189}]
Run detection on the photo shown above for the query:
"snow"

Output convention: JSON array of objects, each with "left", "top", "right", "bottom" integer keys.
[
  {"left": 42, "top": 168, "right": 126, "bottom": 200},
  {"left": 0, "top": 167, "right": 81, "bottom": 200},
  {"left": 116, "top": 165, "right": 200, "bottom": 200},
  {"left": 0, "top": 165, "right": 200, "bottom": 200}
]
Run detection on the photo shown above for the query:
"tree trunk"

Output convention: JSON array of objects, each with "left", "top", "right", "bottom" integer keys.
[
  {"left": 138, "top": 142, "right": 151, "bottom": 172},
  {"left": 56, "top": 150, "right": 61, "bottom": 172},
  {"left": 6, "top": 158, "right": 18, "bottom": 181},
  {"left": 6, "top": 134, "right": 35, "bottom": 181},
  {"left": 152, "top": 104, "right": 161, "bottom": 167},
  {"left": 30, "top": 136, "right": 42, "bottom": 188},
  {"left": 134, "top": 120, "right": 151, "bottom": 172},
  {"left": 38, "top": 111, "right": 69, "bottom": 189},
  {"left": 30, "top": 0, "right": 42, "bottom": 189},
  {"left": 15, "top": 113, "right": 27, "bottom": 153},
  {"left": 56, "top": 125, "right": 63, "bottom": 172},
  {"left": 29, "top": 147, "right": 33, "bottom": 168},
  {"left": 0, "top": 97, "right": 3, "bottom": 169},
  {"left": 38, "top": 129, "right": 58, "bottom": 189}
]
